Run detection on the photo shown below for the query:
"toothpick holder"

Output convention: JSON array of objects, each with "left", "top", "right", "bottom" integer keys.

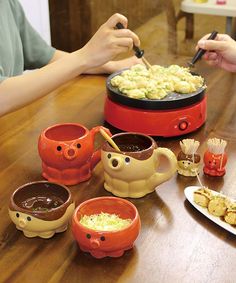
[
  {"left": 203, "top": 138, "right": 228, "bottom": 177},
  {"left": 203, "top": 150, "right": 227, "bottom": 176}
]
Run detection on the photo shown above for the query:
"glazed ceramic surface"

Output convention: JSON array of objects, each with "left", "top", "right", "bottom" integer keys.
[
  {"left": 101, "top": 133, "right": 177, "bottom": 198},
  {"left": 9, "top": 181, "right": 75, "bottom": 238},
  {"left": 177, "top": 151, "right": 201, "bottom": 177},
  {"left": 203, "top": 150, "right": 227, "bottom": 176},
  {"left": 72, "top": 197, "right": 141, "bottom": 258},
  {"left": 38, "top": 123, "right": 111, "bottom": 185}
]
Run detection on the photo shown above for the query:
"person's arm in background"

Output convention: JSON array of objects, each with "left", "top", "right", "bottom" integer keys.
[
  {"left": 0, "top": 13, "right": 140, "bottom": 117},
  {"left": 197, "top": 33, "right": 236, "bottom": 72}
]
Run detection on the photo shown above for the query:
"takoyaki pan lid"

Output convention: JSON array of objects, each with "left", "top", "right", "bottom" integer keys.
[{"left": 106, "top": 70, "right": 206, "bottom": 110}]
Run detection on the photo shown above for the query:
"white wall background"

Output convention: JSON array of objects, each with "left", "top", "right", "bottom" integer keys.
[{"left": 19, "top": 0, "right": 51, "bottom": 44}]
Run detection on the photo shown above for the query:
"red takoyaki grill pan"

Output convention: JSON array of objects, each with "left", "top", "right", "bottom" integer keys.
[{"left": 104, "top": 70, "right": 207, "bottom": 137}]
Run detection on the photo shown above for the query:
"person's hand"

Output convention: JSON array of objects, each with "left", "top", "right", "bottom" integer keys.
[
  {"left": 197, "top": 33, "right": 236, "bottom": 72},
  {"left": 79, "top": 13, "right": 140, "bottom": 69},
  {"left": 104, "top": 56, "right": 143, "bottom": 73}
]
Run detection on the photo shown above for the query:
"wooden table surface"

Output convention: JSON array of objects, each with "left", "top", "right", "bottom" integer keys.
[{"left": 1, "top": 56, "right": 236, "bottom": 283}]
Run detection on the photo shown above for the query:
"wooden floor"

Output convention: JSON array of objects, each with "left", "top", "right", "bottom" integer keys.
[{"left": 134, "top": 1, "right": 227, "bottom": 58}]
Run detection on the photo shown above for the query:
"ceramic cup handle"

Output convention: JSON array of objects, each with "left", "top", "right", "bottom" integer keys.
[
  {"left": 153, "top": 147, "right": 177, "bottom": 185},
  {"left": 90, "top": 126, "right": 112, "bottom": 170}
]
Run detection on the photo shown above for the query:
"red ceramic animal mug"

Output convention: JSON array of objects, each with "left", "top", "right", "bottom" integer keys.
[
  {"left": 38, "top": 123, "right": 111, "bottom": 185},
  {"left": 72, "top": 196, "right": 141, "bottom": 258}
]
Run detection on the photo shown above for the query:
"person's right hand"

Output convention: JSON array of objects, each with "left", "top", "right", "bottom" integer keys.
[
  {"left": 79, "top": 13, "right": 140, "bottom": 69},
  {"left": 197, "top": 33, "right": 236, "bottom": 72}
]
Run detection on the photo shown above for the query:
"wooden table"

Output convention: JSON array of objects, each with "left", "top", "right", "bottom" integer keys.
[{"left": 1, "top": 56, "right": 236, "bottom": 283}]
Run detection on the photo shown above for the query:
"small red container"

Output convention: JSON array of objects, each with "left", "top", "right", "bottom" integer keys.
[
  {"left": 203, "top": 150, "right": 227, "bottom": 176},
  {"left": 72, "top": 197, "right": 141, "bottom": 258}
]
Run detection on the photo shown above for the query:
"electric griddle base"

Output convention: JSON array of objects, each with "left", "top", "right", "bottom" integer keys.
[{"left": 104, "top": 96, "right": 207, "bottom": 137}]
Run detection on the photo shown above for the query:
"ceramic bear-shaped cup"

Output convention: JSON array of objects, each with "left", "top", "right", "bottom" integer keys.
[
  {"left": 9, "top": 181, "right": 75, "bottom": 238},
  {"left": 101, "top": 132, "right": 177, "bottom": 198},
  {"left": 38, "top": 123, "right": 111, "bottom": 185},
  {"left": 72, "top": 196, "right": 141, "bottom": 258}
]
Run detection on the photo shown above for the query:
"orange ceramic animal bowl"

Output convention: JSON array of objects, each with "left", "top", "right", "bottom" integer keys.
[
  {"left": 38, "top": 123, "right": 111, "bottom": 185},
  {"left": 101, "top": 132, "right": 177, "bottom": 198},
  {"left": 9, "top": 181, "right": 75, "bottom": 238},
  {"left": 72, "top": 196, "right": 141, "bottom": 258}
]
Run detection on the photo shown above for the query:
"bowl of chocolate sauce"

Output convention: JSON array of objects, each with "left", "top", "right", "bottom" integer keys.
[{"left": 9, "top": 181, "right": 75, "bottom": 238}]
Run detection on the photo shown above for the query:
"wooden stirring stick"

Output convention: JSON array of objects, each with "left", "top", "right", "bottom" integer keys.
[
  {"left": 141, "top": 57, "right": 153, "bottom": 71},
  {"left": 99, "top": 129, "right": 121, "bottom": 151}
]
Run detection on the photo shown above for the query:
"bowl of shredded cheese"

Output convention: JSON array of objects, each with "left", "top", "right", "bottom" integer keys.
[{"left": 72, "top": 196, "right": 141, "bottom": 258}]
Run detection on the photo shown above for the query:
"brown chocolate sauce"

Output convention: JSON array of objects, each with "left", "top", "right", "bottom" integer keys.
[
  {"left": 21, "top": 195, "right": 64, "bottom": 211},
  {"left": 9, "top": 181, "right": 73, "bottom": 220},
  {"left": 118, "top": 144, "right": 146, "bottom": 152},
  {"left": 102, "top": 133, "right": 157, "bottom": 160}
]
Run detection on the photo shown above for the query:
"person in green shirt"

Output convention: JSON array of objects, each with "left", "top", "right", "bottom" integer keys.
[{"left": 0, "top": 0, "right": 141, "bottom": 117}]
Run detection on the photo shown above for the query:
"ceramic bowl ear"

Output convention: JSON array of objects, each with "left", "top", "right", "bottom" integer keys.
[
  {"left": 72, "top": 196, "right": 141, "bottom": 258},
  {"left": 9, "top": 181, "right": 75, "bottom": 238}
]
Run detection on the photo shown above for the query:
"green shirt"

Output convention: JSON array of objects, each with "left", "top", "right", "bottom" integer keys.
[{"left": 0, "top": 0, "right": 55, "bottom": 82}]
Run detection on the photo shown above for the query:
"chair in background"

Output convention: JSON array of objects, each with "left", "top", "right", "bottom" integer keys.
[{"left": 162, "top": 0, "right": 194, "bottom": 54}]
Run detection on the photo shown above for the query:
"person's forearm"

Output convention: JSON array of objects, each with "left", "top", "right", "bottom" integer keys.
[
  {"left": 49, "top": 49, "right": 69, "bottom": 62},
  {"left": 84, "top": 57, "right": 142, "bottom": 74},
  {"left": 51, "top": 49, "right": 114, "bottom": 74},
  {"left": 0, "top": 50, "right": 87, "bottom": 117},
  {"left": 50, "top": 49, "right": 109, "bottom": 73},
  {"left": 50, "top": 50, "right": 139, "bottom": 74}
]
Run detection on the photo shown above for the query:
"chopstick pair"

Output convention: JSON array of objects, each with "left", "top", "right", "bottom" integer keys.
[{"left": 115, "top": 22, "right": 153, "bottom": 71}]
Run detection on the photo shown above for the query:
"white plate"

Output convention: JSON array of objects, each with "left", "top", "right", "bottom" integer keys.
[{"left": 184, "top": 186, "right": 236, "bottom": 235}]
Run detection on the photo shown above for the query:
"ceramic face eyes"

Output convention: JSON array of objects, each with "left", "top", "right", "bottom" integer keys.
[
  {"left": 107, "top": 154, "right": 130, "bottom": 163},
  {"left": 15, "top": 212, "right": 31, "bottom": 221},
  {"left": 182, "top": 161, "right": 191, "bottom": 165},
  {"left": 208, "top": 160, "right": 217, "bottom": 165},
  {"left": 56, "top": 143, "right": 81, "bottom": 151},
  {"left": 86, "top": 233, "right": 106, "bottom": 241}
]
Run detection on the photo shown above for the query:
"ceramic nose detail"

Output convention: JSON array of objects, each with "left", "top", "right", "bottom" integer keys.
[
  {"left": 90, "top": 239, "right": 100, "bottom": 249},
  {"left": 18, "top": 218, "right": 27, "bottom": 228},
  {"left": 64, "top": 146, "right": 78, "bottom": 160},
  {"left": 109, "top": 156, "right": 123, "bottom": 170}
]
